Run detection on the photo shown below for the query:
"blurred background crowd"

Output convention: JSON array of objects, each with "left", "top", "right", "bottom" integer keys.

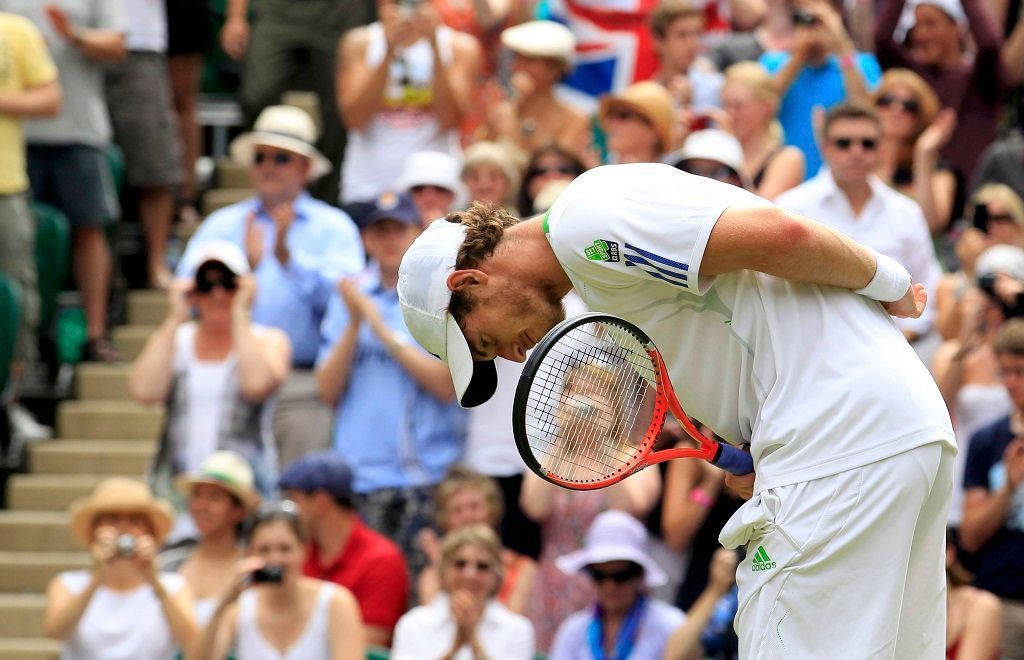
[{"left": 0, "top": 0, "right": 1023, "bottom": 657}]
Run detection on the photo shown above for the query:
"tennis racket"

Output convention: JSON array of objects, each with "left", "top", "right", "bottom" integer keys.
[{"left": 512, "top": 313, "right": 754, "bottom": 490}]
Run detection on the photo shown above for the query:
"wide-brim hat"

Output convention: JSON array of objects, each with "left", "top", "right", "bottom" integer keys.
[
  {"left": 175, "top": 450, "right": 262, "bottom": 512},
  {"left": 599, "top": 81, "right": 676, "bottom": 153},
  {"left": 69, "top": 478, "right": 175, "bottom": 547},
  {"left": 555, "top": 510, "right": 667, "bottom": 587},
  {"left": 229, "top": 105, "right": 332, "bottom": 181}
]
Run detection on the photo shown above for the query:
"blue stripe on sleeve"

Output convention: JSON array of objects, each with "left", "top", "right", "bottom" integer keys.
[{"left": 623, "top": 243, "right": 689, "bottom": 271}]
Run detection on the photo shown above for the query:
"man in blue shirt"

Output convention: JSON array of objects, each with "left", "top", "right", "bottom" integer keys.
[
  {"left": 315, "top": 191, "right": 465, "bottom": 575},
  {"left": 177, "top": 105, "right": 364, "bottom": 469},
  {"left": 759, "top": 0, "right": 880, "bottom": 178}
]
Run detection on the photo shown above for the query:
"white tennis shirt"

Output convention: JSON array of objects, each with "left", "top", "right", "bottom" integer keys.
[{"left": 544, "top": 164, "right": 954, "bottom": 492}]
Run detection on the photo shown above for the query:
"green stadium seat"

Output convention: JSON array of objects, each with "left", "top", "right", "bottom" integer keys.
[
  {"left": 0, "top": 274, "right": 23, "bottom": 394},
  {"left": 30, "top": 201, "right": 70, "bottom": 332}
]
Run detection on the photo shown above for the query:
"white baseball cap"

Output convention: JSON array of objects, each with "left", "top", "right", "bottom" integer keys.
[
  {"left": 180, "top": 239, "right": 252, "bottom": 279},
  {"left": 397, "top": 219, "right": 497, "bottom": 407},
  {"left": 394, "top": 151, "right": 469, "bottom": 208}
]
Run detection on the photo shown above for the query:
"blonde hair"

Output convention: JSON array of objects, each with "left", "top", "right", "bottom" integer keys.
[
  {"left": 723, "top": 61, "right": 784, "bottom": 145},
  {"left": 440, "top": 524, "right": 505, "bottom": 593},
  {"left": 973, "top": 183, "right": 1024, "bottom": 228},
  {"left": 434, "top": 467, "right": 504, "bottom": 531},
  {"left": 874, "top": 68, "right": 940, "bottom": 139}
]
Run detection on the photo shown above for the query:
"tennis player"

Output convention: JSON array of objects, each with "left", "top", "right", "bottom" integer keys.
[{"left": 397, "top": 163, "right": 955, "bottom": 658}]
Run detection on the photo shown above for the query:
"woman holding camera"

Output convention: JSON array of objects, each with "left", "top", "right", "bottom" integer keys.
[
  {"left": 44, "top": 478, "right": 197, "bottom": 659},
  {"left": 129, "top": 240, "right": 291, "bottom": 506},
  {"left": 194, "top": 505, "right": 365, "bottom": 660}
]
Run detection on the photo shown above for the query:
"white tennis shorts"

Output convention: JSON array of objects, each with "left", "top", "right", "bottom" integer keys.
[{"left": 720, "top": 442, "right": 954, "bottom": 659}]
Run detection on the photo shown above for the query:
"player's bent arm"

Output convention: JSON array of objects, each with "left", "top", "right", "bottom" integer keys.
[{"left": 959, "top": 486, "right": 1015, "bottom": 553}]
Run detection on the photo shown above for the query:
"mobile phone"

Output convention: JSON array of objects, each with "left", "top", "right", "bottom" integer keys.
[
  {"left": 252, "top": 565, "right": 285, "bottom": 584},
  {"left": 972, "top": 202, "right": 990, "bottom": 233}
]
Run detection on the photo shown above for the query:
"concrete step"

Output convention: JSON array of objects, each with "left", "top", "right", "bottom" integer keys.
[
  {"left": 127, "top": 289, "right": 168, "bottom": 326},
  {"left": 0, "top": 638, "right": 60, "bottom": 660},
  {"left": 57, "top": 401, "right": 163, "bottom": 440},
  {"left": 0, "top": 511, "right": 76, "bottom": 551},
  {"left": 7, "top": 474, "right": 113, "bottom": 511},
  {"left": 203, "top": 188, "right": 253, "bottom": 216},
  {"left": 111, "top": 325, "right": 156, "bottom": 362},
  {"left": 30, "top": 440, "right": 153, "bottom": 475},
  {"left": 0, "top": 594, "right": 48, "bottom": 638},
  {"left": 75, "top": 363, "right": 131, "bottom": 401},
  {"left": 0, "top": 551, "right": 90, "bottom": 592}
]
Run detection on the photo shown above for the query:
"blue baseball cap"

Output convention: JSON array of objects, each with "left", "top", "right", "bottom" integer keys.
[
  {"left": 358, "top": 191, "right": 420, "bottom": 229},
  {"left": 277, "top": 453, "right": 354, "bottom": 502}
]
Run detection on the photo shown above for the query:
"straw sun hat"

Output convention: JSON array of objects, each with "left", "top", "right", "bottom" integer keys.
[
  {"left": 68, "top": 478, "right": 175, "bottom": 547},
  {"left": 175, "top": 450, "right": 262, "bottom": 513}
]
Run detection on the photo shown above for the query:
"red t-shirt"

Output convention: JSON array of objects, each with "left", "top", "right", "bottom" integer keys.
[{"left": 303, "top": 519, "right": 409, "bottom": 630}]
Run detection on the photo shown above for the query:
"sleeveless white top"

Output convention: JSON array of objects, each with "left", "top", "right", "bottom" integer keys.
[
  {"left": 235, "top": 583, "right": 337, "bottom": 660},
  {"left": 58, "top": 571, "right": 185, "bottom": 660},
  {"left": 948, "top": 383, "right": 1012, "bottom": 525},
  {"left": 175, "top": 322, "right": 237, "bottom": 474},
  {"left": 340, "top": 23, "right": 461, "bottom": 203}
]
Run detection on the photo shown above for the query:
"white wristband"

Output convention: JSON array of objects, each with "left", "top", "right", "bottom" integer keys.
[{"left": 854, "top": 249, "right": 911, "bottom": 302}]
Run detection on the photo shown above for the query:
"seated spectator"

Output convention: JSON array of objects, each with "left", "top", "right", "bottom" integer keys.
[
  {"left": 721, "top": 61, "right": 805, "bottom": 199},
  {"left": 418, "top": 467, "right": 537, "bottom": 613},
  {"left": 176, "top": 105, "right": 364, "bottom": 470},
  {"left": 316, "top": 191, "right": 466, "bottom": 569},
  {"left": 599, "top": 81, "right": 678, "bottom": 164},
  {"left": 279, "top": 453, "right": 408, "bottom": 648},
  {"left": 663, "top": 547, "right": 740, "bottom": 660},
  {"left": 392, "top": 525, "right": 535, "bottom": 659},
  {"left": 672, "top": 129, "right": 749, "bottom": 189},
  {"left": 44, "top": 478, "right": 197, "bottom": 658},
  {"left": 548, "top": 510, "right": 685, "bottom": 659},
  {"left": 129, "top": 240, "right": 291, "bottom": 504},
  {"left": 461, "top": 141, "right": 523, "bottom": 213},
  {"left": 946, "top": 530, "right": 1002, "bottom": 658},
  {"left": 394, "top": 151, "right": 467, "bottom": 226},
  {"left": 650, "top": 0, "right": 724, "bottom": 112},
  {"left": 194, "top": 504, "right": 365, "bottom": 660},
  {"left": 873, "top": 68, "right": 958, "bottom": 234},
  {"left": 160, "top": 451, "right": 261, "bottom": 627},
  {"left": 486, "top": 21, "right": 590, "bottom": 161},
  {"left": 337, "top": 1, "right": 480, "bottom": 203},
  {"left": 517, "top": 144, "right": 587, "bottom": 216}
]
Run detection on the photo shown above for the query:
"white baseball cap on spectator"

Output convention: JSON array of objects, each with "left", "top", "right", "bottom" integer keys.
[
  {"left": 180, "top": 239, "right": 252, "bottom": 280},
  {"left": 555, "top": 510, "right": 668, "bottom": 587},
  {"left": 500, "top": 20, "right": 576, "bottom": 72},
  {"left": 230, "top": 105, "right": 333, "bottom": 180},
  {"left": 976, "top": 245, "right": 1024, "bottom": 281},
  {"left": 896, "top": 0, "right": 967, "bottom": 41},
  {"left": 394, "top": 151, "right": 469, "bottom": 208},
  {"left": 671, "top": 129, "right": 749, "bottom": 188}
]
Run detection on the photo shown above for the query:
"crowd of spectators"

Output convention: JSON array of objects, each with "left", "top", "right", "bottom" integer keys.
[{"left": 2, "top": 0, "right": 1024, "bottom": 656}]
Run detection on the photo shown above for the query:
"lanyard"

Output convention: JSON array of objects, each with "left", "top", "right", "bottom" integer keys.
[{"left": 586, "top": 596, "right": 646, "bottom": 660}]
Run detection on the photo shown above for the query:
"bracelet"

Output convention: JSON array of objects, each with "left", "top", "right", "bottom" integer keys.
[
  {"left": 839, "top": 52, "right": 855, "bottom": 69},
  {"left": 854, "top": 248, "right": 911, "bottom": 303},
  {"left": 689, "top": 488, "right": 715, "bottom": 509}
]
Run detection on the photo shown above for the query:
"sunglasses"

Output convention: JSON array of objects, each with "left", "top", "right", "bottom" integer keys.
[
  {"left": 254, "top": 151, "right": 294, "bottom": 166},
  {"left": 606, "top": 109, "right": 650, "bottom": 125},
  {"left": 831, "top": 137, "right": 878, "bottom": 151},
  {"left": 195, "top": 263, "right": 238, "bottom": 293},
  {"left": 876, "top": 95, "right": 920, "bottom": 114},
  {"left": 452, "top": 558, "right": 493, "bottom": 573},
  {"left": 528, "top": 165, "right": 578, "bottom": 178},
  {"left": 586, "top": 564, "right": 645, "bottom": 584}
]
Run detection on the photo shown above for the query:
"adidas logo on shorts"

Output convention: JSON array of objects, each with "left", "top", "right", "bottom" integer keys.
[{"left": 751, "top": 545, "right": 776, "bottom": 572}]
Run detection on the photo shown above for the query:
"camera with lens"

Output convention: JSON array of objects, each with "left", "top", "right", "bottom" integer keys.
[
  {"left": 115, "top": 534, "right": 137, "bottom": 557},
  {"left": 252, "top": 565, "right": 285, "bottom": 584},
  {"left": 791, "top": 7, "right": 819, "bottom": 25}
]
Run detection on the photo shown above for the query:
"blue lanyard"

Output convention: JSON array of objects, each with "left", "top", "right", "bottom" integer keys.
[{"left": 586, "top": 596, "right": 647, "bottom": 660}]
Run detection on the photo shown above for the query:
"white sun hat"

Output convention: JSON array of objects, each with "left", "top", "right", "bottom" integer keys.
[
  {"left": 500, "top": 20, "right": 576, "bottom": 71},
  {"left": 229, "top": 105, "right": 332, "bottom": 181},
  {"left": 397, "top": 219, "right": 498, "bottom": 407},
  {"left": 555, "top": 510, "right": 668, "bottom": 587}
]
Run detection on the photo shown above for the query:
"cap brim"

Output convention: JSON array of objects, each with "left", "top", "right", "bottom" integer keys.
[
  {"left": 444, "top": 313, "right": 497, "bottom": 407},
  {"left": 555, "top": 546, "right": 668, "bottom": 587}
]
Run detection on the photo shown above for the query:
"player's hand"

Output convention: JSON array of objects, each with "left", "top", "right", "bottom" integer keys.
[
  {"left": 882, "top": 282, "right": 927, "bottom": 319},
  {"left": 724, "top": 471, "right": 755, "bottom": 500}
]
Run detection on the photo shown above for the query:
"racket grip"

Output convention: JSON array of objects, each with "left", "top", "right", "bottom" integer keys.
[{"left": 713, "top": 443, "right": 754, "bottom": 475}]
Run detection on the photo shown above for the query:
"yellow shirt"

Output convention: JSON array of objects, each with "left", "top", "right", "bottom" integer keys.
[{"left": 0, "top": 13, "right": 58, "bottom": 194}]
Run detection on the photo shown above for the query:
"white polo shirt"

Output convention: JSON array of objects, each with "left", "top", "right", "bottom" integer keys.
[
  {"left": 775, "top": 169, "right": 943, "bottom": 337},
  {"left": 544, "top": 163, "right": 954, "bottom": 493}
]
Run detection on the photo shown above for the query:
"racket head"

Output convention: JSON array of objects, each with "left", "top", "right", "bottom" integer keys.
[{"left": 512, "top": 313, "right": 668, "bottom": 490}]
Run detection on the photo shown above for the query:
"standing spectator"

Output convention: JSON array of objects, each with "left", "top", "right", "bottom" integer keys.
[
  {"left": 316, "top": 191, "right": 466, "bottom": 568},
  {"left": 6, "top": 0, "right": 126, "bottom": 362},
  {"left": 104, "top": 0, "right": 182, "bottom": 289},
  {"left": 44, "top": 478, "right": 197, "bottom": 659},
  {"left": 177, "top": 105, "right": 364, "bottom": 469},
  {"left": 461, "top": 141, "right": 522, "bottom": 212},
  {"left": 960, "top": 319, "right": 1024, "bottom": 657},
  {"left": 221, "top": 0, "right": 377, "bottom": 203},
  {"left": 548, "top": 510, "right": 685, "bottom": 660},
  {"left": 0, "top": 10, "right": 60, "bottom": 438},
  {"left": 392, "top": 525, "right": 535, "bottom": 660},
  {"left": 775, "top": 102, "right": 943, "bottom": 359},
  {"left": 160, "top": 450, "right": 261, "bottom": 627},
  {"left": 516, "top": 145, "right": 587, "bottom": 216},
  {"left": 875, "top": 0, "right": 1008, "bottom": 183},
  {"left": 720, "top": 61, "right": 804, "bottom": 199},
  {"left": 394, "top": 150, "right": 467, "bottom": 226},
  {"left": 872, "top": 68, "right": 959, "bottom": 235},
  {"left": 337, "top": 0, "right": 480, "bottom": 203},
  {"left": 279, "top": 453, "right": 409, "bottom": 648},
  {"left": 130, "top": 240, "right": 291, "bottom": 502},
  {"left": 760, "top": 0, "right": 880, "bottom": 178},
  {"left": 194, "top": 505, "right": 366, "bottom": 660},
  {"left": 650, "top": 0, "right": 724, "bottom": 112},
  {"left": 599, "top": 81, "right": 678, "bottom": 164}
]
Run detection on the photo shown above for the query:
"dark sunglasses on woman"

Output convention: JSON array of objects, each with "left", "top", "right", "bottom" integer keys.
[{"left": 876, "top": 95, "right": 920, "bottom": 115}]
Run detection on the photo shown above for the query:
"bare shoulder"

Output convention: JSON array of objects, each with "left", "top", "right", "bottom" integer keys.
[{"left": 340, "top": 26, "right": 371, "bottom": 55}]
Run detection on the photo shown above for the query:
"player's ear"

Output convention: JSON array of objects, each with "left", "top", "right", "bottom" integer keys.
[{"left": 447, "top": 269, "right": 488, "bottom": 292}]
